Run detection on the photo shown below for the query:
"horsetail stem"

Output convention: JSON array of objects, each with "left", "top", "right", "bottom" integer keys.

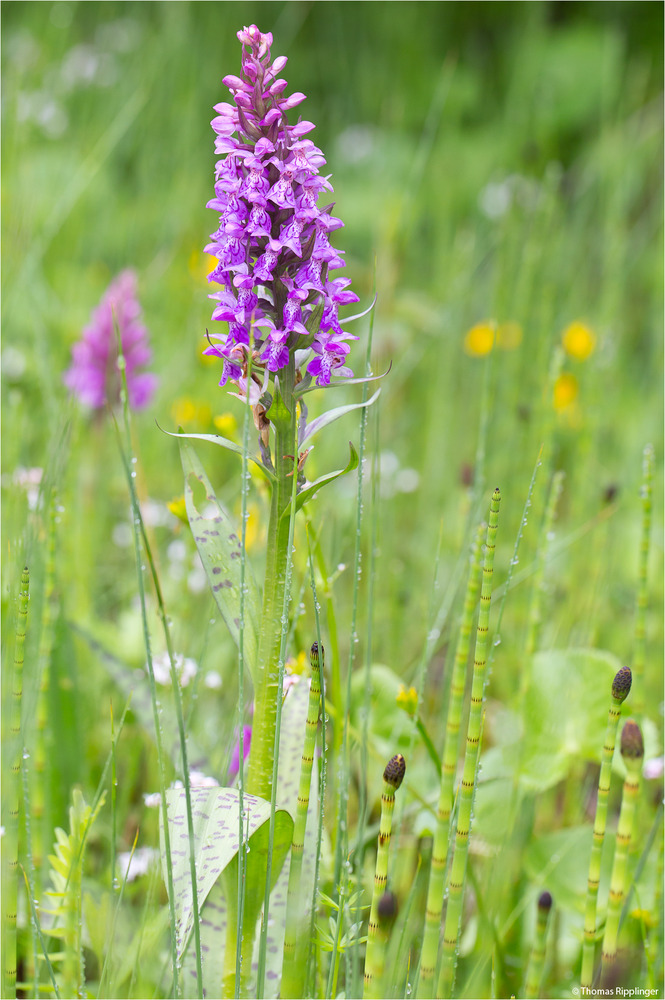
[
  {"left": 525, "top": 469, "right": 564, "bottom": 659},
  {"left": 633, "top": 444, "right": 653, "bottom": 717},
  {"left": 3, "top": 566, "right": 29, "bottom": 1000},
  {"left": 417, "top": 521, "right": 484, "bottom": 999},
  {"left": 581, "top": 666, "right": 632, "bottom": 988},
  {"left": 33, "top": 495, "right": 58, "bottom": 877},
  {"left": 281, "top": 641, "right": 323, "bottom": 998},
  {"left": 600, "top": 720, "right": 644, "bottom": 981},
  {"left": 438, "top": 487, "right": 501, "bottom": 1000},
  {"left": 363, "top": 754, "right": 406, "bottom": 1000},
  {"left": 524, "top": 891, "right": 553, "bottom": 999}
]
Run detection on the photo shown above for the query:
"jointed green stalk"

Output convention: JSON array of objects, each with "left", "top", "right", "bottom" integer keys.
[
  {"left": 524, "top": 891, "right": 553, "bottom": 999},
  {"left": 581, "top": 666, "right": 632, "bottom": 987},
  {"left": 281, "top": 641, "right": 323, "bottom": 997},
  {"left": 417, "top": 522, "right": 484, "bottom": 999},
  {"left": 33, "top": 495, "right": 57, "bottom": 878},
  {"left": 3, "top": 566, "right": 29, "bottom": 1000},
  {"left": 364, "top": 754, "right": 406, "bottom": 1000},
  {"left": 439, "top": 488, "right": 501, "bottom": 1000},
  {"left": 633, "top": 443, "right": 653, "bottom": 717},
  {"left": 525, "top": 469, "right": 564, "bottom": 660},
  {"left": 601, "top": 720, "right": 644, "bottom": 981}
]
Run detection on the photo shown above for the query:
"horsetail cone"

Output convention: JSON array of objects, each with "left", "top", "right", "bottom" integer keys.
[
  {"left": 612, "top": 666, "right": 632, "bottom": 703},
  {"left": 600, "top": 720, "right": 644, "bottom": 981},
  {"left": 620, "top": 719, "right": 644, "bottom": 762},
  {"left": 383, "top": 753, "right": 406, "bottom": 790},
  {"left": 364, "top": 755, "right": 406, "bottom": 999},
  {"left": 378, "top": 890, "right": 399, "bottom": 926},
  {"left": 538, "top": 890, "right": 553, "bottom": 911},
  {"left": 581, "top": 667, "right": 633, "bottom": 987}
]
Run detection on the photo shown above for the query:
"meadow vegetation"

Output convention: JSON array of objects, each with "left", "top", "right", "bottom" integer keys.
[{"left": 2, "top": 3, "right": 663, "bottom": 998}]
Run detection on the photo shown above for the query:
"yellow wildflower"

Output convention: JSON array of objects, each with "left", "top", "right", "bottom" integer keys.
[
  {"left": 396, "top": 684, "right": 418, "bottom": 717},
  {"left": 198, "top": 334, "right": 219, "bottom": 367},
  {"left": 562, "top": 321, "right": 596, "bottom": 361},
  {"left": 464, "top": 320, "right": 496, "bottom": 356},
  {"left": 168, "top": 495, "right": 188, "bottom": 524},
  {"left": 243, "top": 503, "right": 265, "bottom": 552},
  {"left": 496, "top": 321, "right": 523, "bottom": 350},
  {"left": 286, "top": 650, "right": 308, "bottom": 676},
  {"left": 188, "top": 249, "right": 218, "bottom": 283},
  {"left": 171, "top": 397, "right": 212, "bottom": 427},
  {"left": 553, "top": 373, "right": 579, "bottom": 411},
  {"left": 214, "top": 412, "right": 238, "bottom": 437}
]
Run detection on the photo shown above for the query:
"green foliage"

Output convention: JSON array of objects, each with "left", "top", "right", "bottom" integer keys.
[
  {"left": 1, "top": 4, "right": 662, "bottom": 999},
  {"left": 41, "top": 788, "right": 106, "bottom": 997},
  {"left": 483, "top": 649, "right": 625, "bottom": 791}
]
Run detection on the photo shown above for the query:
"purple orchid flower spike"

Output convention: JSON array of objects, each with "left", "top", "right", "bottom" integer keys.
[
  {"left": 205, "top": 24, "right": 359, "bottom": 392},
  {"left": 64, "top": 270, "right": 158, "bottom": 411}
]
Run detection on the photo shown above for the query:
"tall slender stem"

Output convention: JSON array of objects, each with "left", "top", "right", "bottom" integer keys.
[
  {"left": 581, "top": 667, "right": 632, "bottom": 987},
  {"left": 417, "top": 522, "right": 484, "bottom": 998},
  {"left": 633, "top": 443, "right": 653, "bottom": 718},
  {"left": 438, "top": 488, "right": 501, "bottom": 999},
  {"left": 524, "top": 891, "right": 553, "bottom": 999},
  {"left": 33, "top": 496, "right": 57, "bottom": 878},
  {"left": 601, "top": 721, "right": 644, "bottom": 980},
  {"left": 3, "top": 566, "right": 29, "bottom": 1000},
  {"left": 364, "top": 755, "right": 406, "bottom": 999},
  {"left": 246, "top": 367, "right": 298, "bottom": 801}
]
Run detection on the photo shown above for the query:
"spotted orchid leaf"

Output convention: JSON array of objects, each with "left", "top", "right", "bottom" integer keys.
[
  {"left": 160, "top": 788, "right": 293, "bottom": 967},
  {"left": 176, "top": 677, "right": 318, "bottom": 999},
  {"left": 178, "top": 439, "right": 260, "bottom": 685}
]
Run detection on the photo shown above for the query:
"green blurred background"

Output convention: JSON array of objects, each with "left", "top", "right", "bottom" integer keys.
[{"left": 2, "top": 0, "right": 663, "bottom": 743}]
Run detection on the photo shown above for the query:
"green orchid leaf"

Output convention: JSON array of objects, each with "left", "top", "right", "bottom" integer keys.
[
  {"left": 293, "top": 364, "right": 391, "bottom": 397},
  {"left": 282, "top": 441, "right": 359, "bottom": 519},
  {"left": 166, "top": 427, "right": 276, "bottom": 484},
  {"left": 301, "top": 388, "right": 381, "bottom": 447},
  {"left": 178, "top": 439, "right": 261, "bottom": 684}
]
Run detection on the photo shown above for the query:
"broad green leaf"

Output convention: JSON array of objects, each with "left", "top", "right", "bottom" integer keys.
[
  {"left": 177, "top": 677, "right": 318, "bottom": 999},
  {"left": 160, "top": 787, "right": 293, "bottom": 963},
  {"left": 300, "top": 388, "right": 381, "bottom": 447},
  {"left": 482, "top": 648, "right": 623, "bottom": 792},
  {"left": 282, "top": 442, "right": 359, "bottom": 519},
  {"left": 524, "top": 825, "right": 611, "bottom": 914},
  {"left": 179, "top": 438, "right": 261, "bottom": 684},
  {"left": 166, "top": 428, "right": 276, "bottom": 484}
]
